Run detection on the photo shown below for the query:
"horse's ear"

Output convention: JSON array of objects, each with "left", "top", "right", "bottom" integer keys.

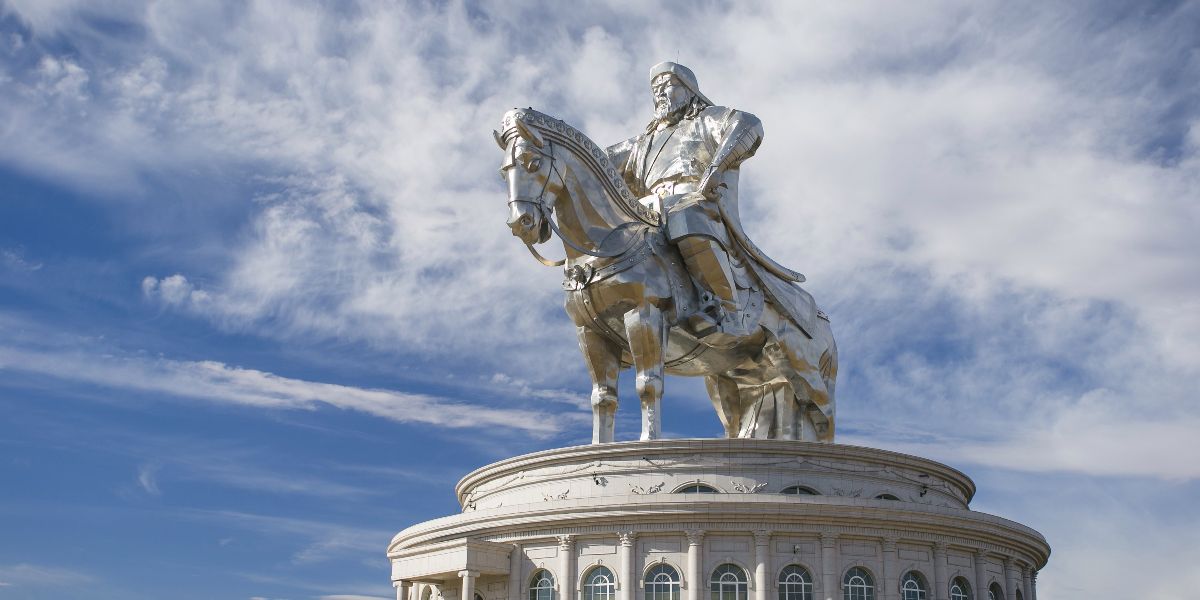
[
  {"left": 493, "top": 129, "right": 507, "bottom": 150},
  {"left": 514, "top": 118, "right": 545, "bottom": 148}
]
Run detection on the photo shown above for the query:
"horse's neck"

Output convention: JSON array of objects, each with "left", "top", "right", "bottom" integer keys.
[{"left": 553, "top": 152, "right": 639, "bottom": 259}]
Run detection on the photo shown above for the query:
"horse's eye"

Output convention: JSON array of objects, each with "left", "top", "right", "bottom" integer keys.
[{"left": 526, "top": 158, "right": 542, "bottom": 172}]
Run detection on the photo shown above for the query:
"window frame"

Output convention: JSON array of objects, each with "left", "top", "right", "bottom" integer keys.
[
  {"left": 674, "top": 483, "right": 721, "bottom": 494},
  {"left": 529, "top": 569, "right": 557, "bottom": 600},
  {"left": 842, "top": 567, "right": 875, "bottom": 600},
  {"left": 779, "top": 486, "right": 820, "bottom": 496},
  {"left": 582, "top": 566, "right": 616, "bottom": 600},
  {"left": 949, "top": 577, "right": 970, "bottom": 600},
  {"left": 899, "top": 571, "right": 927, "bottom": 600},
  {"left": 644, "top": 563, "right": 682, "bottom": 600},
  {"left": 777, "top": 564, "right": 814, "bottom": 600},
  {"left": 709, "top": 563, "right": 749, "bottom": 600}
]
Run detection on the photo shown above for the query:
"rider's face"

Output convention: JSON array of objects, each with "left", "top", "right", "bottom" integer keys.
[{"left": 652, "top": 74, "right": 691, "bottom": 119}]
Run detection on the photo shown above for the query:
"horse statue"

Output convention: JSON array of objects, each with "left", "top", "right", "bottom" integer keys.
[{"left": 496, "top": 108, "right": 837, "bottom": 443}]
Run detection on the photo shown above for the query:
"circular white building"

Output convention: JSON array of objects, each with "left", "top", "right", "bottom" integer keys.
[{"left": 388, "top": 439, "right": 1048, "bottom": 600}]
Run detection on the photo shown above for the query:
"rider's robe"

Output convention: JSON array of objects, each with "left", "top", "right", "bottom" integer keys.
[
  {"left": 604, "top": 105, "right": 753, "bottom": 248},
  {"left": 604, "top": 106, "right": 822, "bottom": 341}
]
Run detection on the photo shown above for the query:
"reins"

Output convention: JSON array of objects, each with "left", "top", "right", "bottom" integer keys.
[{"left": 508, "top": 140, "right": 643, "bottom": 267}]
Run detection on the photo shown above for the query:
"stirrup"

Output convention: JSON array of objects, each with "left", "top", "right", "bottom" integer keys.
[{"left": 687, "top": 311, "right": 722, "bottom": 337}]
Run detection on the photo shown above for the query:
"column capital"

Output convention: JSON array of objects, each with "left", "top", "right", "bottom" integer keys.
[
  {"left": 1002, "top": 556, "right": 1014, "bottom": 568},
  {"left": 685, "top": 529, "right": 706, "bottom": 546},
  {"left": 619, "top": 531, "right": 637, "bottom": 547},
  {"left": 1030, "top": 570, "right": 1038, "bottom": 581},
  {"left": 820, "top": 532, "right": 837, "bottom": 547},
  {"left": 459, "top": 570, "right": 481, "bottom": 579},
  {"left": 558, "top": 534, "right": 575, "bottom": 550},
  {"left": 753, "top": 530, "right": 771, "bottom": 546},
  {"left": 973, "top": 551, "right": 988, "bottom": 566},
  {"left": 933, "top": 541, "right": 949, "bottom": 554},
  {"left": 394, "top": 580, "right": 410, "bottom": 588},
  {"left": 882, "top": 538, "right": 897, "bottom": 552}
]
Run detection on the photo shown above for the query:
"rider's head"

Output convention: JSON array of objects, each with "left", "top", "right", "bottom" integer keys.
[{"left": 649, "top": 62, "right": 713, "bottom": 126}]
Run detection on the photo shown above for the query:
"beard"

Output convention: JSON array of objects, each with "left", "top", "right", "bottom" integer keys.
[{"left": 654, "top": 94, "right": 691, "bottom": 126}]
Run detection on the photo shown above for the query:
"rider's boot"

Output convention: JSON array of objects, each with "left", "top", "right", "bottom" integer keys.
[{"left": 677, "top": 236, "right": 738, "bottom": 338}]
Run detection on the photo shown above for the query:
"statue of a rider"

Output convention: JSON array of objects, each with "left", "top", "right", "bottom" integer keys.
[{"left": 606, "top": 62, "right": 799, "bottom": 338}]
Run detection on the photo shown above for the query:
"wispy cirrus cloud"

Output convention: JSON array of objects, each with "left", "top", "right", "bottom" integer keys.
[
  {"left": 0, "top": 563, "right": 93, "bottom": 588},
  {"left": 0, "top": 315, "right": 569, "bottom": 436},
  {"left": 191, "top": 509, "right": 387, "bottom": 565}
]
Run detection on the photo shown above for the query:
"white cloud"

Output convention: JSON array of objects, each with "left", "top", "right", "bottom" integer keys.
[
  {"left": 0, "top": 563, "right": 93, "bottom": 587},
  {"left": 142, "top": 273, "right": 211, "bottom": 308},
  {"left": 0, "top": 5, "right": 1198, "bottom": 597},
  {"left": 192, "top": 509, "right": 386, "bottom": 565},
  {"left": 0, "top": 325, "right": 569, "bottom": 436},
  {"left": 1, "top": 247, "right": 42, "bottom": 272},
  {"left": 136, "top": 462, "right": 161, "bottom": 495}
]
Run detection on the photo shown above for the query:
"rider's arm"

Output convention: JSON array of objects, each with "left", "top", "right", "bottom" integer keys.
[
  {"left": 605, "top": 136, "right": 646, "bottom": 196},
  {"left": 699, "top": 110, "right": 764, "bottom": 196}
]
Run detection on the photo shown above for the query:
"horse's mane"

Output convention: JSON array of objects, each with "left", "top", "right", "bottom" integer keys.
[{"left": 499, "top": 108, "right": 660, "bottom": 227}]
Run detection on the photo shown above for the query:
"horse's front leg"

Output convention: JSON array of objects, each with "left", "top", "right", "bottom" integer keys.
[
  {"left": 575, "top": 325, "right": 621, "bottom": 444},
  {"left": 624, "top": 304, "right": 666, "bottom": 440}
]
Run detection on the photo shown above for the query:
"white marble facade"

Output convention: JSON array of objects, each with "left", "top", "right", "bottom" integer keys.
[{"left": 389, "top": 440, "right": 1047, "bottom": 600}]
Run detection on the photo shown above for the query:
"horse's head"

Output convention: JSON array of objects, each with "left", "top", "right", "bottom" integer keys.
[{"left": 497, "top": 116, "right": 555, "bottom": 246}]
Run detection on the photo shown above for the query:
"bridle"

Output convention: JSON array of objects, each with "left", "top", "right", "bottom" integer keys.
[{"left": 506, "top": 137, "right": 641, "bottom": 267}]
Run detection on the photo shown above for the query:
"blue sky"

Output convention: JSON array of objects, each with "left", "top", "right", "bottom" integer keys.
[{"left": 1, "top": 1, "right": 1198, "bottom": 598}]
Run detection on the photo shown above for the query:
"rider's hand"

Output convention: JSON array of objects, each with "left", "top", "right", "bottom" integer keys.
[{"left": 698, "top": 166, "right": 723, "bottom": 199}]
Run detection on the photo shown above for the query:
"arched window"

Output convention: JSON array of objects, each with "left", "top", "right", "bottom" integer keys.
[
  {"left": 676, "top": 483, "right": 720, "bottom": 494},
  {"left": 645, "top": 564, "right": 681, "bottom": 600},
  {"left": 899, "top": 571, "right": 927, "bottom": 600},
  {"left": 842, "top": 567, "right": 874, "bottom": 600},
  {"left": 530, "top": 569, "right": 556, "bottom": 600},
  {"left": 709, "top": 564, "right": 748, "bottom": 600},
  {"left": 778, "top": 565, "right": 813, "bottom": 600},
  {"left": 1015, "top": 591, "right": 1023, "bottom": 600},
  {"left": 949, "top": 577, "right": 971, "bottom": 600},
  {"left": 476, "top": 594, "right": 485, "bottom": 600},
  {"left": 583, "top": 567, "right": 615, "bottom": 600},
  {"left": 780, "top": 486, "right": 819, "bottom": 495},
  {"left": 987, "top": 583, "right": 1003, "bottom": 600},
  {"left": 874, "top": 494, "right": 900, "bottom": 501}
]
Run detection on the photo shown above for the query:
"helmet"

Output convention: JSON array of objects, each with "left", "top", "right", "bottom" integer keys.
[{"left": 649, "top": 61, "right": 714, "bottom": 107}]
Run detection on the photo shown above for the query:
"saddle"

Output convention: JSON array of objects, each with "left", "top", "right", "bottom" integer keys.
[{"left": 560, "top": 223, "right": 820, "bottom": 350}]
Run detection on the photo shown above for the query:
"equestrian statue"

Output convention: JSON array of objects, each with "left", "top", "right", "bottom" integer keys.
[{"left": 497, "top": 62, "right": 837, "bottom": 444}]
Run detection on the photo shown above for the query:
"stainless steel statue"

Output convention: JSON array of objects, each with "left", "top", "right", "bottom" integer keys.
[{"left": 497, "top": 62, "right": 837, "bottom": 444}]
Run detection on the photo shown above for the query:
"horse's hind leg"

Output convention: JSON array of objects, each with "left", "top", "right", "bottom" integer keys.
[
  {"left": 704, "top": 375, "right": 741, "bottom": 438},
  {"left": 577, "top": 326, "right": 621, "bottom": 444},
  {"left": 624, "top": 305, "right": 666, "bottom": 440},
  {"left": 765, "top": 318, "right": 834, "bottom": 442}
]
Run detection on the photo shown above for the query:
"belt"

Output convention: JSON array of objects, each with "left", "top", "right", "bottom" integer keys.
[{"left": 650, "top": 180, "right": 700, "bottom": 199}]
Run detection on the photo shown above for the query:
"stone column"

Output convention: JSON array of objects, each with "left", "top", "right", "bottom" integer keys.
[
  {"left": 620, "top": 532, "right": 637, "bottom": 600},
  {"left": 559, "top": 535, "right": 576, "bottom": 600},
  {"left": 394, "top": 580, "right": 411, "bottom": 600},
  {"left": 511, "top": 543, "right": 525, "bottom": 600},
  {"left": 461, "top": 571, "right": 480, "bottom": 600},
  {"left": 880, "top": 538, "right": 898, "bottom": 600},
  {"left": 1029, "top": 571, "right": 1037, "bottom": 600},
  {"left": 1020, "top": 566, "right": 1031, "bottom": 600},
  {"left": 753, "top": 530, "right": 771, "bottom": 600},
  {"left": 1002, "top": 558, "right": 1015, "bottom": 600},
  {"left": 686, "top": 530, "right": 705, "bottom": 600},
  {"left": 972, "top": 553, "right": 987, "bottom": 600},
  {"left": 819, "top": 533, "right": 838, "bottom": 600},
  {"left": 932, "top": 543, "right": 948, "bottom": 600}
]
